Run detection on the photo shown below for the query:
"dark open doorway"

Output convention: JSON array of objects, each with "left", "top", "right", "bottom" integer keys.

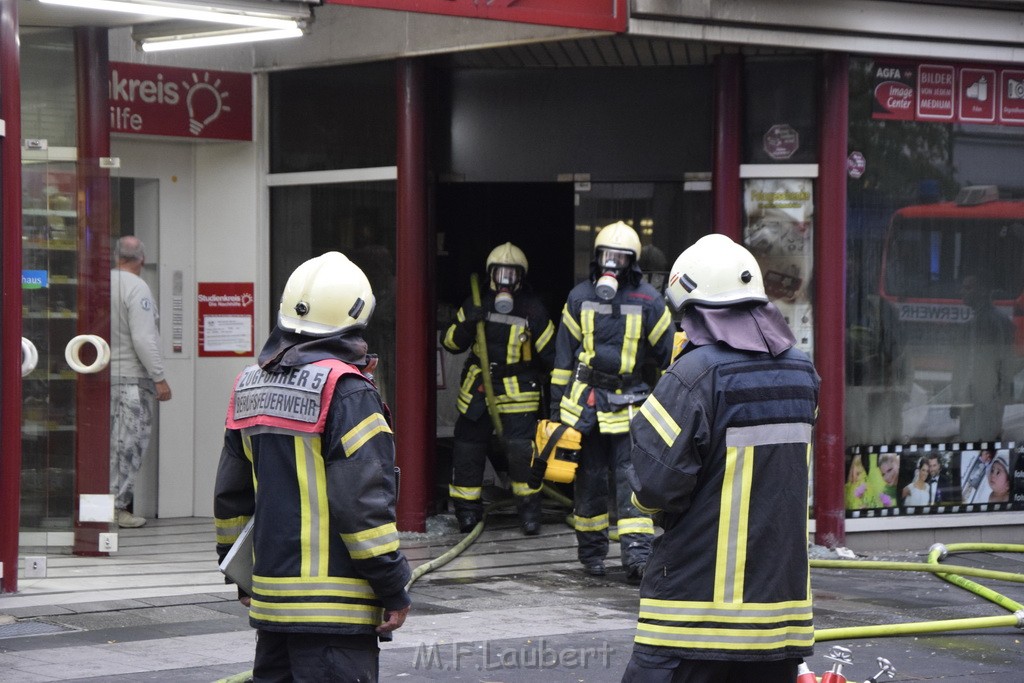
[{"left": 436, "top": 182, "right": 576, "bottom": 318}]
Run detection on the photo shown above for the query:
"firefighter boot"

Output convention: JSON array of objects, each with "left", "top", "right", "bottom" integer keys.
[
  {"left": 450, "top": 440, "right": 487, "bottom": 532},
  {"left": 516, "top": 493, "right": 542, "bottom": 536}
]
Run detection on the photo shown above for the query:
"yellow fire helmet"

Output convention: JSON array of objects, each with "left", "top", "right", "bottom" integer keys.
[
  {"left": 666, "top": 233, "right": 767, "bottom": 310},
  {"left": 485, "top": 242, "right": 528, "bottom": 292},
  {"left": 594, "top": 221, "right": 642, "bottom": 261},
  {"left": 278, "top": 251, "right": 376, "bottom": 336}
]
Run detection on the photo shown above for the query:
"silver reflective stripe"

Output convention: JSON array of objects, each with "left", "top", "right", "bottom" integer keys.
[
  {"left": 580, "top": 301, "right": 643, "bottom": 316},
  {"left": 722, "top": 445, "right": 748, "bottom": 603},
  {"left": 486, "top": 312, "right": 528, "bottom": 327},
  {"left": 344, "top": 525, "right": 400, "bottom": 559},
  {"left": 242, "top": 425, "right": 305, "bottom": 437},
  {"left": 297, "top": 435, "right": 326, "bottom": 576},
  {"left": 726, "top": 423, "right": 812, "bottom": 447}
]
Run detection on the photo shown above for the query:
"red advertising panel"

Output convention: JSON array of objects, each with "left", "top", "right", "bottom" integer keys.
[
  {"left": 916, "top": 63, "right": 955, "bottom": 121},
  {"left": 872, "top": 63, "right": 915, "bottom": 120},
  {"left": 109, "top": 63, "right": 252, "bottom": 141},
  {"left": 197, "top": 282, "right": 254, "bottom": 357},
  {"left": 327, "top": 0, "right": 627, "bottom": 32},
  {"left": 873, "top": 58, "right": 1024, "bottom": 127},
  {"left": 959, "top": 68, "right": 996, "bottom": 123},
  {"left": 1000, "top": 69, "right": 1024, "bottom": 124}
]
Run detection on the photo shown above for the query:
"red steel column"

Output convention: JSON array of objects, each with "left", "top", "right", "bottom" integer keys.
[
  {"left": 0, "top": 0, "right": 23, "bottom": 593},
  {"left": 73, "top": 28, "right": 112, "bottom": 556},
  {"left": 713, "top": 54, "right": 742, "bottom": 240},
  {"left": 395, "top": 58, "right": 433, "bottom": 532},
  {"left": 814, "top": 53, "right": 848, "bottom": 548}
]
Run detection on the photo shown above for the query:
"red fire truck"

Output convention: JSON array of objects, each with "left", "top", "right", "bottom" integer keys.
[{"left": 878, "top": 185, "right": 1024, "bottom": 439}]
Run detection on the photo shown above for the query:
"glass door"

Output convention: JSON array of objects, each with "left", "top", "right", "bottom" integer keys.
[{"left": 20, "top": 147, "right": 83, "bottom": 544}]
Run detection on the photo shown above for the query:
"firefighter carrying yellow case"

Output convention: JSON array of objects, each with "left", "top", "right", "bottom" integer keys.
[{"left": 530, "top": 419, "right": 583, "bottom": 485}]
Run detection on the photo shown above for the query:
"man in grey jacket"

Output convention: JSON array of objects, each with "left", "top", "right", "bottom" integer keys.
[{"left": 110, "top": 235, "right": 172, "bottom": 528}]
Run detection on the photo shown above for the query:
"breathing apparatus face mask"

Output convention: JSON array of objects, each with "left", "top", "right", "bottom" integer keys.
[
  {"left": 594, "top": 248, "right": 633, "bottom": 301},
  {"left": 491, "top": 265, "right": 521, "bottom": 314}
]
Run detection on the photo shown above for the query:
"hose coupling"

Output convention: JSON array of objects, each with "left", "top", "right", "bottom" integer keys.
[
  {"left": 928, "top": 542, "right": 948, "bottom": 561},
  {"left": 1014, "top": 610, "right": 1024, "bottom": 629}
]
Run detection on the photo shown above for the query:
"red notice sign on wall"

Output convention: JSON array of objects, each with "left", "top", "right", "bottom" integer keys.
[
  {"left": 327, "top": 0, "right": 627, "bottom": 32},
  {"left": 198, "top": 282, "right": 254, "bottom": 357},
  {"left": 109, "top": 62, "right": 252, "bottom": 141}
]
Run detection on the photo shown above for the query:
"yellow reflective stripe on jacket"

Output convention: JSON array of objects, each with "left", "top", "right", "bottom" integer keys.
[
  {"left": 341, "top": 413, "right": 393, "bottom": 457},
  {"left": 341, "top": 522, "right": 400, "bottom": 560},
  {"left": 551, "top": 367, "right": 572, "bottom": 387},
  {"left": 579, "top": 308, "right": 597, "bottom": 367},
  {"left": 638, "top": 394, "right": 681, "bottom": 447},
  {"left": 250, "top": 599, "right": 383, "bottom": 626},
  {"left": 620, "top": 309, "right": 642, "bottom": 374},
  {"left": 648, "top": 306, "right": 673, "bottom": 347},
  {"left": 639, "top": 597, "right": 813, "bottom": 623},
  {"left": 617, "top": 516, "right": 655, "bottom": 536},
  {"left": 574, "top": 512, "right": 609, "bottom": 532},
  {"left": 449, "top": 484, "right": 482, "bottom": 501},
  {"left": 596, "top": 408, "right": 631, "bottom": 434},
  {"left": 442, "top": 312, "right": 464, "bottom": 351},
  {"left": 534, "top": 320, "right": 555, "bottom": 352},
  {"left": 631, "top": 491, "right": 661, "bottom": 516},
  {"left": 295, "top": 435, "right": 330, "bottom": 578},
  {"left": 716, "top": 444, "right": 754, "bottom": 603},
  {"left": 635, "top": 597, "right": 814, "bottom": 650},
  {"left": 215, "top": 514, "right": 251, "bottom": 545},
  {"left": 252, "top": 574, "right": 376, "bottom": 598},
  {"left": 561, "top": 305, "right": 582, "bottom": 341}
]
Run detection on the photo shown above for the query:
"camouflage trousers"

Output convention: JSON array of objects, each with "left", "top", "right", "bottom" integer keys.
[{"left": 110, "top": 381, "right": 156, "bottom": 510}]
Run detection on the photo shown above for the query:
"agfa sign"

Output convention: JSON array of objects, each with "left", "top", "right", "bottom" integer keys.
[{"left": 109, "top": 63, "right": 252, "bottom": 141}]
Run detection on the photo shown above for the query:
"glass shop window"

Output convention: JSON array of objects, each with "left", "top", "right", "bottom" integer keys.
[{"left": 846, "top": 56, "right": 1024, "bottom": 449}]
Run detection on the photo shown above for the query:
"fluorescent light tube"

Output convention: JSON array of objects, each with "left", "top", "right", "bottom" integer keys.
[
  {"left": 39, "top": 0, "right": 300, "bottom": 30},
  {"left": 140, "top": 27, "right": 303, "bottom": 51}
]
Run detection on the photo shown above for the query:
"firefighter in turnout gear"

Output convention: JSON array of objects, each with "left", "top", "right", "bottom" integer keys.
[
  {"left": 622, "top": 234, "right": 820, "bottom": 683},
  {"left": 550, "top": 222, "right": 674, "bottom": 581},
  {"left": 214, "top": 252, "right": 410, "bottom": 683},
  {"left": 441, "top": 242, "right": 556, "bottom": 534}
]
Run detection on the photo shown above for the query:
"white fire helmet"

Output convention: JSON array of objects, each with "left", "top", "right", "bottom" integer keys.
[
  {"left": 666, "top": 234, "right": 768, "bottom": 310},
  {"left": 278, "top": 251, "right": 376, "bottom": 336},
  {"left": 593, "top": 222, "right": 642, "bottom": 300},
  {"left": 486, "top": 242, "right": 528, "bottom": 313}
]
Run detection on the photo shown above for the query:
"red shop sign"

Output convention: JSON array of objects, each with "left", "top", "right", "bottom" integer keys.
[
  {"left": 327, "top": 0, "right": 627, "bottom": 32},
  {"left": 109, "top": 62, "right": 252, "bottom": 141},
  {"left": 197, "top": 282, "right": 254, "bottom": 357}
]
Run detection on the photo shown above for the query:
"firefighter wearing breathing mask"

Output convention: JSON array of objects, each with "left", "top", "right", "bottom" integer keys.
[
  {"left": 549, "top": 221, "right": 674, "bottom": 582},
  {"left": 441, "top": 242, "right": 556, "bottom": 535}
]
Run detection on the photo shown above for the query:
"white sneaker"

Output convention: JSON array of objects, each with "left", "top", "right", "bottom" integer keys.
[{"left": 117, "top": 509, "right": 146, "bottom": 528}]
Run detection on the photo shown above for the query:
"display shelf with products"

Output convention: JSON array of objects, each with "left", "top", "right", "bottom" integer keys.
[{"left": 20, "top": 148, "right": 80, "bottom": 530}]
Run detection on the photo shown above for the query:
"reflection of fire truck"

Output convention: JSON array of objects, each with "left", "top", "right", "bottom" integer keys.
[{"left": 879, "top": 186, "right": 1024, "bottom": 437}]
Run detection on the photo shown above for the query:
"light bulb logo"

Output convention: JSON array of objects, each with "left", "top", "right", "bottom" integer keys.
[{"left": 183, "top": 72, "right": 231, "bottom": 135}]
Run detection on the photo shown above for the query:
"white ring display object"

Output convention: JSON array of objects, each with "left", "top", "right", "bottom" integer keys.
[
  {"left": 65, "top": 334, "right": 111, "bottom": 374},
  {"left": 21, "top": 337, "right": 39, "bottom": 377}
]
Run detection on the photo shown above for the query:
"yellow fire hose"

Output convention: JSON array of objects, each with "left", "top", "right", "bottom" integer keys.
[
  {"left": 812, "top": 542, "right": 1024, "bottom": 643},
  {"left": 470, "top": 273, "right": 504, "bottom": 439}
]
